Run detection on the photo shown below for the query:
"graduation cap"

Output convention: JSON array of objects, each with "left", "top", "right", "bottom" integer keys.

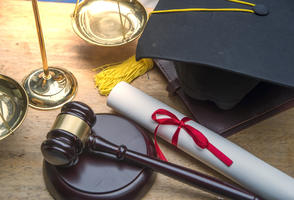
[{"left": 136, "top": 0, "right": 294, "bottom": 135}]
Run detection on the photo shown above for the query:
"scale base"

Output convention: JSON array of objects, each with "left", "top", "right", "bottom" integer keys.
[{"left": 23, "top": 67, "right": 77, "bottom": 110}]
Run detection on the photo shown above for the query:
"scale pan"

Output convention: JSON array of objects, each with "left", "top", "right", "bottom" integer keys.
[
  {"left": 72, "top": 0, "right": 147, "bottom": 46},
  {"left": 0, "top": 74, "right": 28, "bottom": 140}
]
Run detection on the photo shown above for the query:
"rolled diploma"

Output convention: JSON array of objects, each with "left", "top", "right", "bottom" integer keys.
[{"left": 107, "top": 82, "right": 294, "bottom": 200}]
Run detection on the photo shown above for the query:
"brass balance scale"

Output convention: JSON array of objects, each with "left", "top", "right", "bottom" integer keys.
[{"left": 0, "top": 0, "right": 147, "bottom": 140}]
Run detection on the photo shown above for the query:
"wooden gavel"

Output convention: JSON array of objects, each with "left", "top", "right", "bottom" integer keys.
[{"left": 41, "top": 101, "right": 262, "bottom": 200}]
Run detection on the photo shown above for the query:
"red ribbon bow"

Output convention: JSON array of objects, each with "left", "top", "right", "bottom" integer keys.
[{"left": 151, "top": 109, "right": 233, "bottom": 167}]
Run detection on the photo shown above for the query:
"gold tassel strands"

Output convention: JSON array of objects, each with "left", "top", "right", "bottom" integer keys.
[{"left": 94, "top": 56, "right": 153, "bottom": 95}]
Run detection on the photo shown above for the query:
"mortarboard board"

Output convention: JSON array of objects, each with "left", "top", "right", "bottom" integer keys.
[
  {"left": 137, "top": 0, "right": 294, "bottom": 88},
  {"left": 136, "top": 0, "right": 294, "bottom": 135}
]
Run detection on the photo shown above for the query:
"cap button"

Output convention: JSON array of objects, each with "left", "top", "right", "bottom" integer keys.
[{"left": 253, "top": 4, "right": 269, "bottom": 16}]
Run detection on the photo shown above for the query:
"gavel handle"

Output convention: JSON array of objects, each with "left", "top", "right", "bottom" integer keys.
[{"left": 87, "top": 135, "right": 262, "bottom": 200}]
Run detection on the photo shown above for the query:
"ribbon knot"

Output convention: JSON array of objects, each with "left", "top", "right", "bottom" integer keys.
[
  {"left": 151, "top": 109, "right": 233, "bottom": 167},
  {"left": 178, "top": 120, "right": 185, "bottom": 128}
]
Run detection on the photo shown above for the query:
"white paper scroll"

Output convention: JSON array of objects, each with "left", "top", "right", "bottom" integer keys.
[{"left": 107, "top": 81, "right": 294, "bottom": 200}]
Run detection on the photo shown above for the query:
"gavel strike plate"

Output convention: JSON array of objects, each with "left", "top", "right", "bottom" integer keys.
[{"left": 43, "top": 114, "right": 156, "bottom": 200}]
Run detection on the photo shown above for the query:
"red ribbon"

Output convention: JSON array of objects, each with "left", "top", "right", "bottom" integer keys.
[{"left": 151, "top": 109, "right": 233, "bottom": 167}]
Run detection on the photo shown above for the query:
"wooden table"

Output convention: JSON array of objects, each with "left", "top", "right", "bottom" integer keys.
[{"left": 0, "top": 1, "right": 293, "bottom": 200}]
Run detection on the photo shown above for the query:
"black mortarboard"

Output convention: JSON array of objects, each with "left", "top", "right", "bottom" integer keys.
[
  {"left": 136, "top": 0, "right": 294, "bottom": 110},
  {"left": 137, "top": 0, "right": 294, "bottom": 108}
]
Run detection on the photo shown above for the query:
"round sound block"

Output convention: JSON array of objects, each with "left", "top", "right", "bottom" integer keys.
[{"left": 43, "top": 114, "right": 156, "bottom": 200}]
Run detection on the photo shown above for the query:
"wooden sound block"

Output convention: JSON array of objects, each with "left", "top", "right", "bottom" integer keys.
[{"left": 43, "top": 114, "right": 156, "bottom": 200}]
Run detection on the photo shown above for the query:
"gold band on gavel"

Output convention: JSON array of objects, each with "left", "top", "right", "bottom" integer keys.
[{"left": 51, "top": 114, "right": 90, "bottom": 144}]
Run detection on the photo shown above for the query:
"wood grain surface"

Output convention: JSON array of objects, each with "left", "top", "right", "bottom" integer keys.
[{"left": 0, "top": 1, "right": 293, "bottom": 200}]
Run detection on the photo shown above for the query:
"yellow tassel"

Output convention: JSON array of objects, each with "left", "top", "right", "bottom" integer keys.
[{"left": 93, "top": 55, "right": 154, "bottom": 95}]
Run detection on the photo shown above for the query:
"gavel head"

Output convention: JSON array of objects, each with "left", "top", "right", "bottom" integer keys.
[{"left": 41, "top": 101, "right": 96, "bottom": 167}]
